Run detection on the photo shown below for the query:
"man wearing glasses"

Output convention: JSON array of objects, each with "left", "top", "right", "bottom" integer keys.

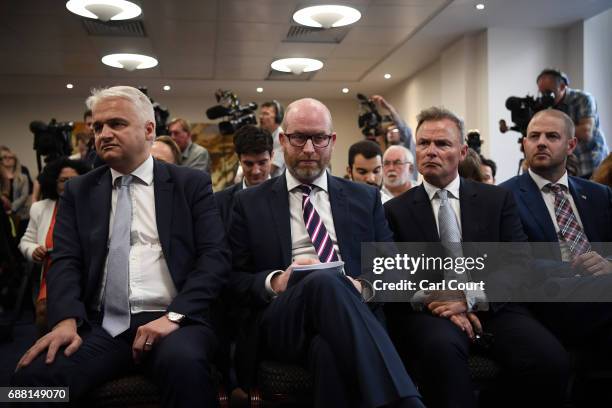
[
  {"left": 228, "top": 98, "right": 424, "bottom": 408},
  {"left": 382, "top": 145, "right": 415, "bottom": 199}
]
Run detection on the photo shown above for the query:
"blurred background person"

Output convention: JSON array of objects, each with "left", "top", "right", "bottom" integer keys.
[
  {"left": 370, "top": 94, "right": 414, "bottom": 151},
  {"left": 259, "top": 100, "right": 285, "bottom": 177},
  {"left": 18, "top": 158, "right": 88, "bottom": 332},
  {"left": 591, "top": 153, "right": 612, "bottom": 188},
  {"left": 151, "top": 136, "right": 181, "bottom": 165},
  {"left": 0, "top": 146, "right": 30, "bottom": 240},
  {"left": 458, "top": 148, "right": 485, "bottom": 182},
  {"left": 382, "top": 145, "right": 414, "bottom": 198},
  {"left": 480, "top": 156, "right": 497, "bottom": 185},
  {"left": 346, "top": 140, "right": 391, "bottom": 203},
  {"left": 69, "top": 132, "right": 93, "bottom": 163},
  {"left": 168, "top": 117, "right": 211, "bottom": 173}
]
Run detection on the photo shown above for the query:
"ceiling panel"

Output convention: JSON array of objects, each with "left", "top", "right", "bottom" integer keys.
[
  {"left": 158, "top": 57, "right": 214, "bottom": 79},
  {"left": 217, "top": 22, "right": 289, "bottom": 42},
  {"left": 358, "top": 3, "right": 446, "bottom": 27},
  {"left": 218, "top": 0, "right": 296, "bottom": 23},
  {"left": 274, "top": 42, "right": 337, "bottom": 59},
  {"left": 216, "top": 41, "right": 277, "bottom": 57},
  {"left": 332, "top": 43, "right": 394, "bottom": 59},
  {"left": 342, "top": 27, "right": 415, "bottom": 45},
  {"left": 144, "top": 0, "right": 218, "bottom": 22}
]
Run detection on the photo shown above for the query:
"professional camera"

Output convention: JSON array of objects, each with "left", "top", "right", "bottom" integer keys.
[
  {"left": 466, "top": 129, "right": 483, "bottom": 154},
  {"left": 137, "top": 86, "right": 170, "bottom": 136},
  {"left": 206, "top": 89, "right": 257, "bottom": 135},
  {"left": 499, "top": 91, "right": 556, "bottom": 140},
  {"left": 356, "top": 93, "right": 390, "bottom": 139},
  {"left": 29, "top": 119, "right": 73, "bottom": 171}
]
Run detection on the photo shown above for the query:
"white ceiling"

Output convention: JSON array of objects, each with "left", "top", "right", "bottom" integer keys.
[{"left": 0, "top": 0, "right": 610, "bottom": 101}]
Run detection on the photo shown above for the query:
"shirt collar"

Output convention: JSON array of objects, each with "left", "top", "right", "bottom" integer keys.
[
  {"left": 528, "top": 168, "right": 568, "bottom": 192},
  {"left": 110, "top": 155, "right": 154, "bottom": 187},
  {"left": 286, "top": 169, "right": 328, "bottom": 193},
  {"left": 243, "top": 175, "right": 271, "bottom": 189},
  {"left": 422, "top": 174, "right": 460, "bottom": 201}
]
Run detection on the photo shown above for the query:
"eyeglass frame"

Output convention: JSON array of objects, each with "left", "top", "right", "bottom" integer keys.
[{"left": 283, "top": 133, "right": 334, "bottom": 149}]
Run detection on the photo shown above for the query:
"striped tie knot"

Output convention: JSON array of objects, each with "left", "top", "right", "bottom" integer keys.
[{"left": 547, "top": 183, "right": 566, "bottom": 195}]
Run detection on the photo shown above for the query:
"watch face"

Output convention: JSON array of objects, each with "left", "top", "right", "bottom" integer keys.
[{"left": 167, "top": 312, "right": 184, "bottom": 323}]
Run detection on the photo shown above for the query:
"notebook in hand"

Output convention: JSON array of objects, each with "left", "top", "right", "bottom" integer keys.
[{"left": 287, "top": 261, "right": 345, "bottom": 289}]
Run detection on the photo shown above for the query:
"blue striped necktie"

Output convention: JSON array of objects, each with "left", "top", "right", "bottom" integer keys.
[{"left": 299, "top": 184, "right": 339, "bottom": 263}]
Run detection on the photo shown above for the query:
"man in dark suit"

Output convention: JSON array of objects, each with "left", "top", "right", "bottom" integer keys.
[
  {"left": 384, "top": 107, "right": 568, "bottom": 408},
  {"left": 229, "top": 98, "right": 424, "bottom": 408},
  {"left": 500, "top": 109, "right": 612, "bottom": 399},
  {"left": 215, "top": 125, "right": 274, "bottom": 229},
  {"left": 12, "top": 86, "right": 229, "bottom": 407}
]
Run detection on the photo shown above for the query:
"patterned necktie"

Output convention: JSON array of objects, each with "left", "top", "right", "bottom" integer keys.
[
  {"left": 437, "top": 189, "right": 463, "bottom": 257},
  {"left": 102, "top": 175, "right": 133, "bottom": 337},
  {"left": 299, "top": 184, "right": 339, "bottom": 263},
  {"left": 548, "top": 183, "right": 591, "bottom": 259}
]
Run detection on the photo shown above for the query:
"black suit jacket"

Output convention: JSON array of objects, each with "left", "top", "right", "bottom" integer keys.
[
  {"left": 47, "top": 159, "right": 230, "bottom": 328},
  {"left": 215, "top": 182, "right": 243, "bottom": 231},
  {"left": 384, "top": 178, "right": 529, "bottom": 307}
]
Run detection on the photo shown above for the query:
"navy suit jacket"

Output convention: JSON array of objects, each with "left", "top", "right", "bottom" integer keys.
[
  {"left": 47, "top": 159, "right": 230, "bottom": 329},
  {"left": 214, "top": 182, "right": 243, "bottom": 232},
  {"left": 384, "top": 178, "right": 530, "bottom": 307},
  {"left": 500, "top": 172, "right": 612, "bottom": 246}
]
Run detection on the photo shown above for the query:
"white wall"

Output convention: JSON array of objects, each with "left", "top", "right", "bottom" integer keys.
[
  {"left": 584, "top": 7, "right": 612, "bottom": 148},
  {"left": 0, "top": 95, "right": 362, "bottom": 179}
]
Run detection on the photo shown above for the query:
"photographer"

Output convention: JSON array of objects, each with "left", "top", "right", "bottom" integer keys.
[
  {"left": 536, "top": 68, "right": 609, "bottom": 178},
  {"left": 370, "top": 95, "right": 414, "bottom": 151}
]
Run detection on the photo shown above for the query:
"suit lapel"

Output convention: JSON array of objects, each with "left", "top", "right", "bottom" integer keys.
[
  {"left": 89, "top": 169, "right": 112, "bottom": 287},
  {"left": 458, "top": 179, "right": 480, "bottom": 241},
  {"left": 411, "top": 184, "right": 440, "bottom": 242},
  {"left": 568, "top": 177, "right": 595, "bottom": 240},
  {"left": 270, "top": 174, "right": 292, "bottom": 267},
  {"left": 328, "top": 175, "right": 351, "bottom": 261},
  {"left": 153, "top": 160, "right": 173, "bottom": 260},
  {"left": 518, "top": 173, "right": 557, "bottom": 241}
]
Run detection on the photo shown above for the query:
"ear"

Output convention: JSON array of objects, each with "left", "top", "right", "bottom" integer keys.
[
  {"left": 459, "top": 144, "right": 468, "bottom": 161},
  {"left": 144, "top": 121, "right": 155, "bottom": 142},
  {"left": 567, "top": 136, "right": 577, "bottom": 155},
  {"left": 346, "top": 166, "right": 352, "bottom": 179},
  {"left": 330, "top": 133, "right": 337, "bottom": 148}
]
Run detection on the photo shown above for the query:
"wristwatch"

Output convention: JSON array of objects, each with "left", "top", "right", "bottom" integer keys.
[{"left": 166, "top": 311, "right": 185, "bottom": 325}]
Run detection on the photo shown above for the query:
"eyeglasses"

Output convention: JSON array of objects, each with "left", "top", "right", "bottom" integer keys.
[
  {"left": 1, "top": 155, "right": 16, "bottom": 160},
  {"left": 284, "top": 133, "right": 332, "bottom": 148},
  {"left": 383, "top": 160, "right": 409, "bottom": 167}
]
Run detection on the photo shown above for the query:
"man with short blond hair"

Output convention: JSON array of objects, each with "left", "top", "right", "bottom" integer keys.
[{"left": 168, "top": 117, "right": 211, "bottom": 173}]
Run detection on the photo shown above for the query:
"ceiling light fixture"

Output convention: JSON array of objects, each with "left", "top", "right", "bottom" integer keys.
[
  {"left": 163, "top": 85, "right": 171, "bottom": 91},
  {"left": 66, "top": 0, "right": 142, "bottom": 22},
  {"left": 384, "top": 73, "right": 391, "bottom": 79},
  {"left": 293, "top": 5, "right": 361, "bottom": 29},
  {"left": 101, "top": 53, "right": 158, "bottom": 71},
  {"left": 256, "top": 87, "right": 264, "bottom": 93},
  {"left": 66, "top": 83, "right": 74, "bottom": 89},
  {"left": 475, "top": 3, "right": 485, "bottom": 10},
  {"left": 342, "top": 88, "right": 349, "bottom": 94},
  {"left": 271, "top": 58, "right": 323, "bottom": 75}
]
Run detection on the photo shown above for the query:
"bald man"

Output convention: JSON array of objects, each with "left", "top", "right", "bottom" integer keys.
[{"left": 229, "top": 98, "right": 423, "bottom": 408}]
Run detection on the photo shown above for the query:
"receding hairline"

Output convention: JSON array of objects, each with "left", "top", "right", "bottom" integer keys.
[
  {"left": 529, "top": 109, "right": 575, "bottom": 139},
  {"left": 281, "top": 98, "right": 333, "bottom": 133},
  {"left": 384, "top": 145, "right": 413, "bottom": 163}
]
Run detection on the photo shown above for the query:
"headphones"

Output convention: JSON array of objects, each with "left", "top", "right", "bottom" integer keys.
[
  {"left": 268, "top": 100, "right": 284, "bottom": 124},
  {"left": 536, "top": 68, "right": 570, "bottom": 86}
]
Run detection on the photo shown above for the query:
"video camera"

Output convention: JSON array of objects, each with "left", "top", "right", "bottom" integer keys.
[
  {"left": 356, "top": 93, "right": 390, "bottom": 139},
  {"left": 499, "top": 91, "right": 556, "bottom": 142},
  {"left": 466, "top": 130, "right": 483, "bottom": 154},
  {"left": 29, "top": 119, "right": 73, "bottom": 171},
  {"left": 137, "top": 86, "right": 170, "bottom": 136},
  {"left": 206, "top": 89, "right": 258, "bottom": 135}
]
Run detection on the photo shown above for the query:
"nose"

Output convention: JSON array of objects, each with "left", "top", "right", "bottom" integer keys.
[
  {"left": 366, "top": 173, "right": 375, "bottom": 183},
  {"left": 302, "top": 138, "right": 315, "bottom": 154},
  {"left": 252, "top": 165, "right": 261, "bottom": 175}
]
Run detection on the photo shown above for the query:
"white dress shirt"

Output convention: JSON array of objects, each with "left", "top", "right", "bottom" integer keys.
[
  {"left": 528, "top": 169, "right": 585, "bottom": 262},
  {"left": 96, "top": 155, "right": 177, "bottom": 313},
  {"left": 19, "top": 198, "right": 56, "bottom": 262},
  {"left": 264, "top": 169, "right": 342, "bottom": 295}
]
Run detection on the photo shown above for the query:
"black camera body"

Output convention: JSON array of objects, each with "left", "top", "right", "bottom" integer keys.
[
  {"left": 30, "top": 119, "right": 73, "bottom": 169},
  {"left": 206, "top": 90, "right": 258, "bottom": 135},
  {"left": 466, "top": 130, "right": 483, "bottom": 154},
  {"left": 503, "top": 91, "right": 556, "bottom": 138},
  {"left": 356, "top": 93, "right": 390, "bottom": 139},
  {"left": 137, "top": 86, "right": 170, "bottom": 136}
]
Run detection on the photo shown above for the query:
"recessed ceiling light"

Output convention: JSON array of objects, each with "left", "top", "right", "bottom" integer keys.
[
  {"left": 66, "top": 0, "right": 142, "bottom": 22},
  {"left": 256, "top": 87, "right": 264, "bottom": 93},
  {"left": 163, "top": 85, "right": 171, "bottom": 91},
  {"left": 101, "top": 53, "right": 158, "bottom": 71},
  {"left": 384, "top": 73, "right": 391, "bottom": 79},
  {"left": 342, "top": 88, "right": 349, "bottom": 94},
  {"left": 475, "top": 3, "right": 485, "bottom": 10},
  {"left": 66, "top": 83, "right": 74, "bottom": 89},
  {"left": 293, "top": 5, "right": 361, "bottom": 29},
  {"left": 271, "top": 58, "right": 323, "bottom": 75}
]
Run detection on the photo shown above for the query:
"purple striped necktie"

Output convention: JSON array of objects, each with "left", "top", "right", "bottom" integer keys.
[
  {"left": 548, "top": 183, "right": 591, "bottom": 259},
  {"left": 299, "top": 184, "right": 339, "bottom": 263}
]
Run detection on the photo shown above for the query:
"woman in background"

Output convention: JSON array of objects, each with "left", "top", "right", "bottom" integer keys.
[{"left": 0, "top": 146, "right": 31, "bottom": 239}]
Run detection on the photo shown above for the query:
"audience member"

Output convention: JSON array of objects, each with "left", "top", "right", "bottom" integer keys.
[
  {"left": 229, "top": 98, "right": 424, "bottom": 408},
  {"left": 536, "top": 68, "right": 608, "bottom": 178},
  {"left": 382, "top": 145, "right": 414, "bottom": 198},
  {"left": 347, "top": 140, "right": 391, "bottom": 203},
  {"left": 384, "top": 106, "right": 569, "bottom": 408},
  {"left": 151, "top": 136, "right": 181, "bottom": 164},
  {"left": 69, "top": 132, "right": 93, "bottom": 162},
  {"left": 0, "top": 146, "right": 30, "bottom": 239},
  {"left": 19, "top": 158, "right": 89, "bottom": 332},
  {"left": 259, "top": 101, "right": 285, "bottom": 177},
  {"left": 592, "top": 152, "right": 612, "bottom": 187},
  {"left": 480, "top": 156, "right": 497, "bottom": 185},
  {"left": 12, "top": 86, "right": 230, "bottom": 407},
  {"left": 458, "top": 148, "right": 484, "bottom": 182},
  {"left": 215, "top": 124, "right": 273, "bottom": 229},
  {"left": 168, "top": 117, "right": 211, "bottom": 173}
]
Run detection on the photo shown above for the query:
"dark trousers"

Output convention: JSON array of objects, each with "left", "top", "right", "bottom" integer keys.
[
  {"left": 11, "top": 312, "right": 218, "bottom": 408},
  {"left": 260, "top": 270, "right": 424, "bottom": 408},
  {"left": 387, "top": 304, "right": 569, "bottom": 408}
]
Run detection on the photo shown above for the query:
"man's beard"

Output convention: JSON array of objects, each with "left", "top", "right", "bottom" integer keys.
[{"left": 289, "top": 165, "right": 324, "bottom": 183}]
